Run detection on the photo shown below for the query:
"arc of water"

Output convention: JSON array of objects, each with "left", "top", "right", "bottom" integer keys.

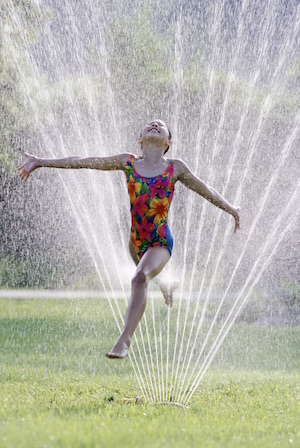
[
  {"left": 199, "top": 0, "right": 300, "bottom": 296},
  {"left": 171, "top": 79, "right": 236, "bottom": 397},
  {"left": 177, "top": 0, "right": 285, "bottom": 387},
  {"left": 173, "top": 69, "right": 261, "bottom": 402},
  {"left": 171, "top": 0, "right": 254, "bottom": 397},
  {"left": 42, "top": 54, "right": 157, "bottom": 401},
  {"left": 175, "top": 62, "right": 243, "bottom": 396},
  {"left": 34, "top": 130, "right": 152, "bottom": 402},
  {"left": 60, "top": 177, "right": 152, "bottom": 402},
  {"left": 7, "top": 1, "right": 158, "bottom": 402},
  {"left": 167, "top": 13, "right": 185, "bottom": 402},
  {"left": 59, "top": 0, "right": 131, "bottom": 265},
  {"left": 44, "top": 132, "right": 154, "bottom": 402},
  {"left": 150, "top": 294, "right": 162, "bottom": 402},
  {"left": 183, "top": 206, "right": 299, "bottom": 406},
  {"left": 178, "top": 114, "right": 300, "bottom": 404},
  {"left": 159, "top": 306, "right": 165, "bottom": 402},
  {"left": 151, "top": 295, "right": 162, "bottom": 401},
  {"left": 52, "top": 2, "right": 164, "bottom": 401},
  {"left": 62, "top": 109, "right": 129, "bottom": 295},
  {"left": 7, "top": 0, "right": 129, "bottom": 294},
  {"left": 169, "top": 0, "right": 227, "bottom": 402},
  {"left": 183, "top": 183, "right": 300, "bottom": 405},
  {"left": 174, "top": 8, "right": 300, "bottom": 402},
  {"left": 165, "top": 305, "right": 171, "bottom": 401},
  {"left": 174, "top": 80, "right": 274, "bottom": 401},
  {"left": 180, "top": 119, "right": 299, "bottom": 402},
  {"left": 62, "top": 110, "right": 159, "bottom": 403}
]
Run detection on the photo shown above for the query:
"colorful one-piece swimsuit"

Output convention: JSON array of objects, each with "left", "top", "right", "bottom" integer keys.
[{"left": 125, "top": 154, "right": 175, "bottom": 259}]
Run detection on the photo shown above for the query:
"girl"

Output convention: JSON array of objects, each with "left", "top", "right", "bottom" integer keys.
[{"left": 18, "top": 119, "right": 240, "bottom": 359}]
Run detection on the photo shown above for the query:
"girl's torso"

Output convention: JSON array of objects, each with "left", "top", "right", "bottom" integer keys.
[
  {"left": 125, "top": 154, "right": 175, "bottom": 204},
  {"left": 124, "top": 154, "right": 175, "bottom": 257}
]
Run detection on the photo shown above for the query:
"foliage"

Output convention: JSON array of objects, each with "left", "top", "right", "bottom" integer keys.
[
  {"left": 98, "top": 5, "right": 175, "bottom": 131},
  {"left": 0, "top": 2, "right": 86, "bottom": 289},
  {"left": 281, "top": 279, "right": 300, "bottom": 309},
  {"left": 0, "top": 0, "right": 51, "bottom": 173},
  {"left": 0, "top": 255, "right": 64, "bottom": 289}
]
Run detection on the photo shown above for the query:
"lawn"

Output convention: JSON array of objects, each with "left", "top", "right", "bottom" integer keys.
[{"left": 0, "top": 297, "right": 299, "bottom": 448}]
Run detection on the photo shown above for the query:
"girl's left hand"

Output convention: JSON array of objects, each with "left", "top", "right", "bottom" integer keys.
[
  {"left": 233, "top": 207, "right": 240, "bottom": 233},
  {"left": 17, "top": 153, "right": 39, "bottom": 182}
]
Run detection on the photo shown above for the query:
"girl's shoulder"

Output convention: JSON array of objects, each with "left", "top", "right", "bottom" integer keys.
[
  {"left": 170, "top": 158, "right": 190, "bottom": 179},
  {"left": 123, "top": 153, "right": 138, "bottom": 172}
]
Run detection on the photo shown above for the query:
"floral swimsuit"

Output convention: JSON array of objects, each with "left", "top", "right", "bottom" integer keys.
[{"left": 125, "top": 154, "right": 175, "bottom": 259}]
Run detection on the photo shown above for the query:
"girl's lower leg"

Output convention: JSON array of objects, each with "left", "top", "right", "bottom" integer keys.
[
  {"left": 106, "top": 271, "right": 148, "bottom": 358},
  {"left": 106, "top": 246, "right": 170, "bottom": 359},
  {"left": 154, "top": 277, "right": 179, "bottom": 307}
]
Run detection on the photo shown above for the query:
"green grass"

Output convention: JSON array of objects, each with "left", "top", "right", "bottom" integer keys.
[{"left": 0, "top": 297, "right": 299, "bottom": 448}]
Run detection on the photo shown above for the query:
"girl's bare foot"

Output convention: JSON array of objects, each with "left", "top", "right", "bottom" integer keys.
[
  {"left": 155, "top": 279, "right": 179, "bottom": 307},
  {"left": 106, "top": 337, "right": 131, "bottom": 359}
]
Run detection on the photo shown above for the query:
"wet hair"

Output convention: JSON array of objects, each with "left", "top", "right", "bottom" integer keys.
[{"left": 164, "top": 127, "right": 172, "bottom": 154}]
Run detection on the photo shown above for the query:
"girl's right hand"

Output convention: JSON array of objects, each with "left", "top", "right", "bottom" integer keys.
[
  {"left": 233, "top": 207, "right": 240, "bottom": 233},
  {"left": 17, "top": 153, "right": 40, "bottom": 182}
]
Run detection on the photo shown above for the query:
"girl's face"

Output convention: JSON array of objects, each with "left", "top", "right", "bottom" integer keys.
[{"left": 139, "top": 120, "right": 170, "bottom": 147}]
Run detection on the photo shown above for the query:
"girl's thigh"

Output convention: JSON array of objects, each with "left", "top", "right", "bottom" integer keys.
[{"left": 135, "top": 246, "right": 170, "bottom": 280}]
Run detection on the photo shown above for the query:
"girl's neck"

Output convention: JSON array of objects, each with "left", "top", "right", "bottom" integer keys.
[{"left": 141, "top": 144, "right": 166, "bottom": 165}]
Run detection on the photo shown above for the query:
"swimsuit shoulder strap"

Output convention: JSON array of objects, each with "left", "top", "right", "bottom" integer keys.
[
  {"left": 124, "top": 153, "right": 136, "bottom": 178},
  {"left": 125, "top": 153, "right": 135, "bottom": 166},
  {"left": 167, "top": 158, "right": 174, "bottom": 169},
  {"left": 168, "top": 159, "right": 175, "bottom": 183}
]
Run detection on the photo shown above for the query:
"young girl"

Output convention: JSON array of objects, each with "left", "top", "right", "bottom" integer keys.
[{"left": 18, "top": 119, "right": 240, "bottom": 359}]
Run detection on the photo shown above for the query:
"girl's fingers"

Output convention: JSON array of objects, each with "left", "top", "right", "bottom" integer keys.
[
  {"left": 18, "top": 167, "right": 29, "bottom": 182},
  {"left": 233, "top": 217, "right": 240, "bottom": 233}
]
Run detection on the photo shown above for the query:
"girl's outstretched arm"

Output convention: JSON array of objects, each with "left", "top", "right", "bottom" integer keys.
[
  {"left": 18, "top": 152, "right": 131, "bottom": 182},
  {"left": 174, "top": 159, "right": 240, "bottom": 232}
]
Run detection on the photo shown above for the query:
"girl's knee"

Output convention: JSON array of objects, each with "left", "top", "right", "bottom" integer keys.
[{"left": 132, "top": 270, "right": 148, "bottom": 288}]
